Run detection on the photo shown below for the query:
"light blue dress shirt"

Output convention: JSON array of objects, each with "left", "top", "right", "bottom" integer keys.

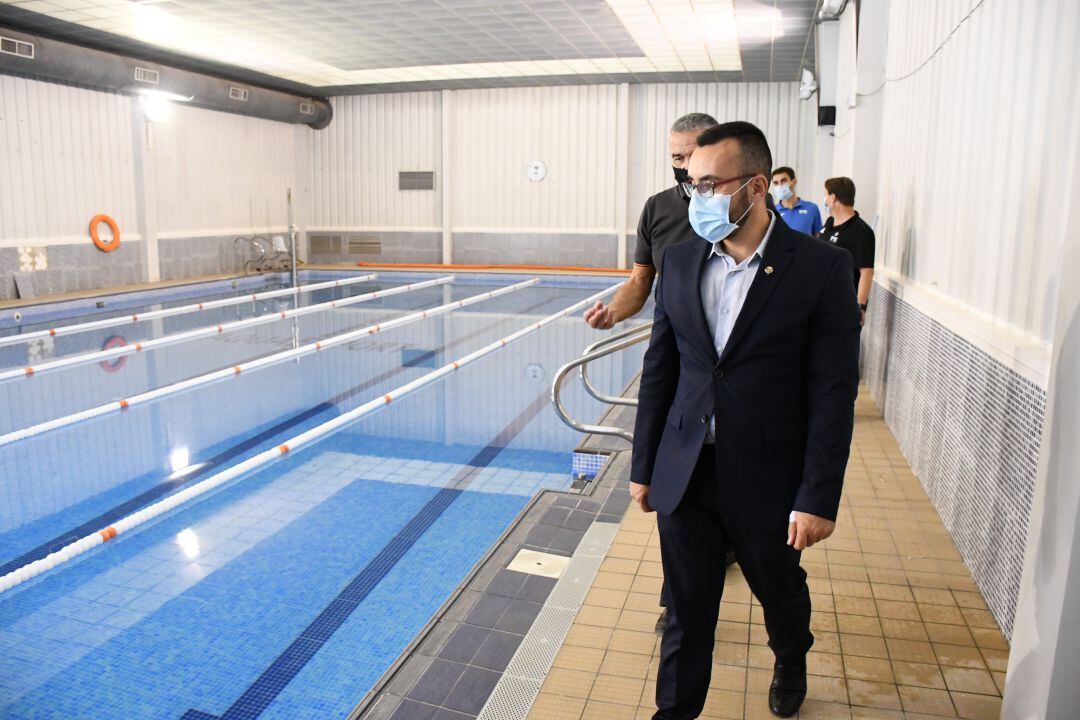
[{"left": 699, "top": 213, "right": 776, "bottom": 441}]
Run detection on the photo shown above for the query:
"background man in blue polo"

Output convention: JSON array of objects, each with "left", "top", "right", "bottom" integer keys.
[{"left": 770, "top": 166, "right": 821, "bottom": 237}]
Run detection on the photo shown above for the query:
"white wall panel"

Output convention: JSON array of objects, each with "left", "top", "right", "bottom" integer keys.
[
  {"left": 148, "top": 103, "right": 301, "bottom": 236},
  {"left": 311, "top": 92, "right": 441, "bottom": 230},
  {"left": 627, "top": 82, "right": 817, "bottom": 230},
  {"left": 876, "top": 0, "right": 1077, "bottom": 342},
  {"left": 450, "top": 85, "right": 620, "bottom": 231},
  {"left": 0, "top": 76, "right": 137, "bottom": 246}
]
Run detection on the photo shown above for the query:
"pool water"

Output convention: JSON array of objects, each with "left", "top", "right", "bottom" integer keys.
[{"left": 0, "top": 271, "right": 646, "bottom": 719}]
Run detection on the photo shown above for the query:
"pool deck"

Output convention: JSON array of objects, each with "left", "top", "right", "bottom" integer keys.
[{"left": 360, "top": 386, "right": 1010, "bottom": 720}]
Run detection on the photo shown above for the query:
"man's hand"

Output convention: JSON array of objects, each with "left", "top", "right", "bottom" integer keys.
[
  {"left": 787, "top": 511, "right": 835, "bottom": 550},
  {"left": 584, "top": 301, "right": 616, "bottom": 329},
  {"left": 630, "top": 481, "right": 653, "bottom": 513}
]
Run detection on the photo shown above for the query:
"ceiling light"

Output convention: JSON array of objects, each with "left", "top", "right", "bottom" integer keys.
[
  {"left": 169, "top": 446, "right": 190, "bottom": 472},
  {"left": 176, "top": 528, "right": 200, "bottom": 560},
  {"left": 818, "top": 0, "right": 850, "bottom": 22},
  {"left": 737, "top": 6, "right": 784, "bottom": 39}
]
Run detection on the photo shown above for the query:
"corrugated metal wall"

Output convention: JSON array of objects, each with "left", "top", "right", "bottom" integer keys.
[
  {"left": 627, "top": 82, "right": 818, "bottom": 229},
  {"left": 0, "top": 76, "right": 138, "bottom": 246},
  {"left": 311, "top": 92, "right": 441, "bottom": 230},
  {"left": 150, "top": 103, "right": 299, "bottom": 236},
  {"left": 876, "top": 0, "right": 1078, "bottom": 343},
  {"left": 310, "top": 81, "right": 815, "bottom": 241},
  {"left": 450, "top": 85, "right": 620, "bottom": 231}
]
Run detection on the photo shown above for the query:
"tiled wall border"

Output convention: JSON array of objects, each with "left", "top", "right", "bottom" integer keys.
[{"left": 862, "top": 281, "right": 1047, "bottom": 639}]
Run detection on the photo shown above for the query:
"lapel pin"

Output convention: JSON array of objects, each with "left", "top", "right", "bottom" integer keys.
[{"left": 764, "top": 266, "right": 774, "bottom": 275}]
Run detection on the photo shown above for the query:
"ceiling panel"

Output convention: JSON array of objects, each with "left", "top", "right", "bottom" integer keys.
[{"left": 0, "top": 0, "right": 820, "bottom": 94}]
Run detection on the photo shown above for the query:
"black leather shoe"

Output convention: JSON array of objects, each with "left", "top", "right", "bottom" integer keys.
[
  {"left": 768, "top": 664, "right": 807, "bottom": 717},
  {"left": 654, "top": 608, "right": 668, "bottom": 634}
]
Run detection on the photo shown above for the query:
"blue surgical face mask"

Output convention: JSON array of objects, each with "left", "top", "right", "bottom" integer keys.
[
  {"left": 770, "top": 184, "right": 792, "bottom": 203},
  {"left": 688, "top": 177, "right": 756, "bottom": 243}
]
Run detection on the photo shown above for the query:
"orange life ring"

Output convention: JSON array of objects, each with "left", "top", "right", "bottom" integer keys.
[
  {"left": 90, "top": 214, "right": 121, "bottom": 252},
  {"left": 100, "top": 335, "right": 128, "bottom": 372}
]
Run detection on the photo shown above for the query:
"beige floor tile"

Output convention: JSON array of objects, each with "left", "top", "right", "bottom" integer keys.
[
  {"left": 890, "top": 660, "right": 947, "bottom": 689},
  {"left": 741, "top": 694, "right": 776, "bottom": 720},
  {"left": 911, "top": 587, "right": 957, "bottom": 606},
  {"left": 593, "top": 570, "right": 636, "bottom": 591},
  {"left": 624, "top": 591, "right": 664, "bottom": 613},
  {"left": 919, "top": 604, "right": 967, "bottom": 625},
  {"left": 564, "top": 624, "right": 613, "bottom": 650},
  {"left": 875, "top": 600, "right": 922, "bottom": 622},
  {"left": 808, "top": 651, "right": 845, "bottom": 678},
  {"left": 941, "top": 667, "right": 998, "bottom": 696},
  {"left": 581, "top": 700, "right": 640, "bottom": 719},
  {"left": 699, "top": 689, "right": 744, "bottom": 719},
  {"left": 925, "top": 622, "right": 976, "bottom": 647},
  {"left": 886, "top": 638, "right": 938, "bottom": 665},
  {"left": 960, "top": 608, "right": 998, "bottom": 630},
  {"left": 577, "top": 605, "right": 622, "bottom": 628},
  {"left": 979, "top": 648, "right": 1009, "bottom": 673},
  {"left": 950, "top": 691, "right": 1002, "bottom": 720},
  {"left": 590, "top": 674, "right": 645, "bottom": 705},
  {"left": 800, "top": 699, "right": 855, "bottom": 718},
  {"left": 843, "top": 655, "right": 894, "bottom": 684},
  {"left": 841, "top": 633, "right": 889, "bottom": 659},
  {"left": 529, "top": 692, "right": 586, "bottom": 720},
  {"left": 713, "top": 641, "right": 750, "bottom": 666},
  {"left": 600, "top": 650, "right": 653, "bottom": 679},
  {"left": 584, "top": 587, "right": 629, "bottom": 609},
  {"left": 837, "top": 613, "right": 884, "bottom": 637},
  {"left": 544, "top": 667, "right": 597, "bottom": 698},
  {"left": 846, "top": 679, "right": 902, "bottom": 710},
  {"left": 898, "top": 685, "right": 957, "bottom": 716},
  {"left": 834, "top": 595, "right": 878, "bottom": 617},
  {"left": 609, "top": 629, "right": 659, "bottom": 656},
  {"left": 933, "top": 643, "right": 987, "bottom": 669},
  {"left": 710, "top": 663, "right": 748, "bottom": 692},
  {"left": 850, "top": 706, "right": 905, "bottom": 719},
  {"left": 807, "top": 674, "right": 849, "bottom": 704},
  {"left": 553, "top": 645, "right": 606, "bottom": 674},
  {"left": 617, "top": 609, "right": 660, "bottom": 633},
  {"left": 969, "top": 626, "right": 1009, "bottom": 651}
]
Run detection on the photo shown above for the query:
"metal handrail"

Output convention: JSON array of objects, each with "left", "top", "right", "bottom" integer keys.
[
  {"left": 551, "top": 323, "right": 653, "bottom": 444},
  {"left": 580, "top": 322, "right": 653, "bottom": 407}
]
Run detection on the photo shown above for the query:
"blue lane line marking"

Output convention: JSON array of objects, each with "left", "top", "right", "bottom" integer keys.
[{"left": 181, "top": 392, "right": 550, "bottom": 720}]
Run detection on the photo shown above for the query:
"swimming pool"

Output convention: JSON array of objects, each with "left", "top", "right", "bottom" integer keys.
[{"left": 0, "top": 271, "right": 646, "bottom": 719}]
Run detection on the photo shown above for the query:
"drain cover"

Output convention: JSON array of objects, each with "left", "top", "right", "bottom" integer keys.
[{"left": 506, "top": 549, "right": 569, "bottom": 579}]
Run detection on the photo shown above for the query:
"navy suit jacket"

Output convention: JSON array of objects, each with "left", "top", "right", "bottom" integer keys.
[{"left": 630, "top": 215, "right": 860, "bottom": 530}]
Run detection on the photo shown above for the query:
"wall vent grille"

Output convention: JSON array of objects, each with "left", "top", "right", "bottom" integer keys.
[
  {"left": 134, "top": 66, "right": 160, "bottom": 84},
  {"left": 399, "top": 171, "right": 436, "bottom": 191},
  {"left": 0, "top": 37, "right": 34, "bottom": 59}
]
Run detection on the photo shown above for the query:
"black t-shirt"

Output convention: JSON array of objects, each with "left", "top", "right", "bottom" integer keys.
[
  {"left": 821, "top": 212, "right": 875, "bottom": 292},
  {"left": 633, "top": 186, "right": 699, "bottom": 275}
]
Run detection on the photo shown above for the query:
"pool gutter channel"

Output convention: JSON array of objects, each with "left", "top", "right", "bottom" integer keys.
[{"left": 350, "top": 372, "right": 641, "bottom": 720}]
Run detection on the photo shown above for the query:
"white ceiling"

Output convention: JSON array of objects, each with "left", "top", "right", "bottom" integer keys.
[{"left": 0, "top": 0, "right": 818, "bottom": 92}]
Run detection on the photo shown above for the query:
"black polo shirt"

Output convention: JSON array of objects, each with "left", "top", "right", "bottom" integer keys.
[
  {"left": 633, "top": 186, "right": 699, "bottom": 275},
  {"left": 821, "top": 211, "right": 875, "bottom": 293}
]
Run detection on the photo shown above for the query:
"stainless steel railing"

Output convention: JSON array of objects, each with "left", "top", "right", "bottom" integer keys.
[{"left": 550, "top": 321, "right": 653, "bottom": 444}]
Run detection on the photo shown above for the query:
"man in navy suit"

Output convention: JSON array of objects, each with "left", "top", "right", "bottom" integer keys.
[{"left": 630, "top": 121, "right": 860, "bottom": 718}]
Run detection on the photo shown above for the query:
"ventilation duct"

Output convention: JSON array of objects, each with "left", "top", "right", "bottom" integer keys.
[{"left": 0, "top": 26, "right": 332, "bottom": 129}]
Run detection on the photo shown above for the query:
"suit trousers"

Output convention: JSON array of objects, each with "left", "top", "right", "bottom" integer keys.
[{"left": 652, "top": 447, "right": 814, "bottom": 720}]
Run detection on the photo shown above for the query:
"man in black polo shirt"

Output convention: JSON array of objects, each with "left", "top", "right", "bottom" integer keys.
[
  {"left": 583, "top": 112, "right": 718, "bottom": 329},
  {"left": 821, "top": 177, "right": 875, "bottom": 326}
]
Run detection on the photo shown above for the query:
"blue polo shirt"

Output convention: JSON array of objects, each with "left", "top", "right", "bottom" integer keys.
[{"left": 776, "top": 198, "right": 822, "bottom": 237}]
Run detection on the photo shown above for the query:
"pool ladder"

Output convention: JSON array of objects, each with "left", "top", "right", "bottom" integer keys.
[{"left": 550, "top": 321, "right": 653, "bottom": 444}]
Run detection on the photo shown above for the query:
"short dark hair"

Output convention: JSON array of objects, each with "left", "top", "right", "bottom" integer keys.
[
  {"left": 825, "top": 176, "right": 856, "bottom": 206},
  {"left": 670, "top": 112, "right": 719, "bottom": 134},
  {"left": 696, "top": 121, "right": 773, "bottom": 178},
  {"left": 772, "top": 166, "right": 796, "bottom": 181}
]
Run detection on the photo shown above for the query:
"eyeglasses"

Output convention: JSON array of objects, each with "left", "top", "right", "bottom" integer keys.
[{"left": 680, "top": 173, "right": 755, "bottom": 199}]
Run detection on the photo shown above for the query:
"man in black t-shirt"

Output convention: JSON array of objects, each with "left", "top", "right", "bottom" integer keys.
[
  {"left": 583, "top": 112, "right": 718, "bottom": 329},
  {"left": 821, "top": 177, "right": 875, "bottom": 326}
]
